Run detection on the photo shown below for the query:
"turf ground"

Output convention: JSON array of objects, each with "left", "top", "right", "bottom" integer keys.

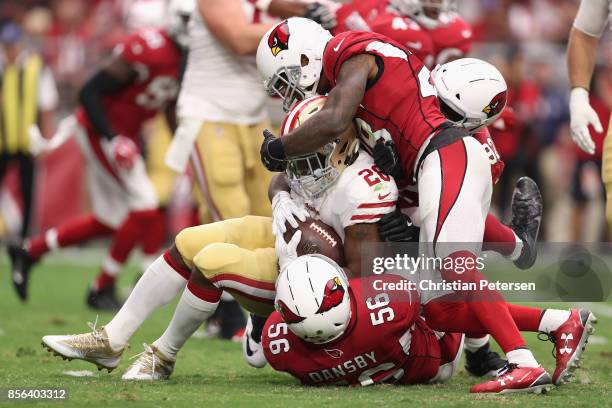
[{"left": 0, "top": 251, "right": 611, "bottom": 407}]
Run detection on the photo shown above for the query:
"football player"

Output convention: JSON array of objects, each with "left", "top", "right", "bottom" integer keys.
[
  {"left": 40, "top": 95, "right": 399, "bottom": 379},
  {"left": 263, "top": 255, "right": 596, "bottom": 392},
  {"left": 8, "top": 0, "right": 194, "bottom": 308},
  {"left": 256, "top": 18, "right": 550, "bottom": 393}
]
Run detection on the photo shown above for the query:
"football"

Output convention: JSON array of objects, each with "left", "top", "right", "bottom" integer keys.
[{"left": 284, "top": 217, "right": 345, "bottom": 265}]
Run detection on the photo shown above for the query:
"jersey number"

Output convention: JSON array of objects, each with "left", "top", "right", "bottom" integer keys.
[
  {"left": 267, "top": 323, "right": 290, "bottom": 355},
  {"left": 482, "top": 137, "right": 501, "bottom": 165},
  {"left": 358, "top": 165, "right": 390, "bottom": 187},
  {"left": 136, "top": 76, "right": 178, "bottom": 109},
  {"left": 366, "top": 293, "right": 395, "bottom": 326}
]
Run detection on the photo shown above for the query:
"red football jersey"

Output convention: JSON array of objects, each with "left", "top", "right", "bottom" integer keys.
[
  {"left": 76, "top": 28, "right": 182, "bottom": 139},
  {"left": 332, "top": 0, "right": 387, "bottom": 35},
  {"left": 262, "top": 274, "right": 447, "bottom": 386},
  {"left": 323, "top": 31, "right": 447, "bottom": 181},
  {"left": 427, "top": 14, "right": 473, "bottom": 65},
  {"left": 369, "top": 13, "right": 435, "bottom": 67}
]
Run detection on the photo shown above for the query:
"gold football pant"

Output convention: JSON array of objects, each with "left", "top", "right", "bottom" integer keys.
[
  {"left": 190, "top": 121, "right": 274, "bottom": 223},
  {"left": 602, "top": 114, "right": 612, "bottom": 227},
  {"left": 146, "top": 115, "right": 175, "bottom": 207},
  {"left": 174, "top": 216, "right": 277, "bottom": 316}
]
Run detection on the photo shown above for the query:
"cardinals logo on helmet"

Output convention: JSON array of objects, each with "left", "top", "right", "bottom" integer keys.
[
  {"left": 268, "top": 20, "right": 290, "bottom": 56},
  {"left": 316, "top": 277, "right": 345, "bottom": 314},
  {"left": 276, "top": 299, "right": 305, "bottom": 324},
  {"left": 482, "top": 91, "right": 507, "bottom": 118}
]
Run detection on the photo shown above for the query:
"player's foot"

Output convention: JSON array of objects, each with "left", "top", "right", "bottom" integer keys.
[
  {"left": 86, "top": 285, "right": 122, "bottom": 311},
  {"left": 464, "top": 342, "right": 507, "bottom": 377},
  {"left": 7, "top": 243, "right": 37, "bottom": 301},
  {"left": 510, "top": 177, "right": 542, "bottom": 270},
  {"left": 469, "top": 364, "right": 553, "bottom": 394},
  {"left": 122, "top": 344, "right": 175, "bottom": 380},
  {"left": 242, "top": 315, "right": 267, "bottom": 368},
  {"left": 541, "top": 308, "right": 597, "bottom": 385},
  {"left": 41, "top": 323, "right": 125, "bottom": 372}
]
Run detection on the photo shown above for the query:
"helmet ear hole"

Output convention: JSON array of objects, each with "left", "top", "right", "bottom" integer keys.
[
  {"left": 455, "top": 93, "right": 461, "bottom": 100},
  {"left": 301, "top": 54, "right": 310, "bottom": 67}
]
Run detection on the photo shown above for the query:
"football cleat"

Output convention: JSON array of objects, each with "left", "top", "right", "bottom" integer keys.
[
  {"left": 86, "top": 285, "right": 122, "bottom": 311},
  {"left": 542, "top": 308, "right": 597, "bottom": 385},
  {"left": 510, "top": 177, "right": 542, "bottom": 270},
  {"left": 41, "top": 321, "right": 125, "bottom": 372},
  {"left": 469, "top": 364, "right": 553, "bottom": 394},
  {"left": 8, "top": 243, "right": 37, "bottom": 301},
  {"left": 122, "top": 344, "right": 175, "bottom": 380},
  {"left": 464, "top": 342, "right": 507, "bottom": 377},
  {"left": 242, "top": 315, "right": 267, "bottom": 368}
]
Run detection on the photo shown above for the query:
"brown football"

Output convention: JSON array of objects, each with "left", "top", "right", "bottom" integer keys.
[{"left": 284, "top": 217, "right": 345, "bottom": 265}]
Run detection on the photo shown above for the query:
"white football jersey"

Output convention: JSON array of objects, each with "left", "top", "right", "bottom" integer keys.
[
  {"left": 178, "top": 1, "right": 278, "bottom": 123},
  {"left": 291, "top": 151, "right": 398, "bottom": 241}
]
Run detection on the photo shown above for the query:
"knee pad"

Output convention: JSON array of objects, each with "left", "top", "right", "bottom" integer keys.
[
  {"left": 174, "top": 223, "right": 228, "bottom": 266},
  {"left": 193, "top": 243, "right": 242, "bottom": 276}
]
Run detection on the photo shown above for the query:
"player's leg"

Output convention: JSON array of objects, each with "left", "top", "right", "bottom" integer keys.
[
  {"left": 601, "top": 114, "right": 612, "bottom": 227},
  {"left": 241, "top": 122, "right": 274, "bottom": 217},
  {"left": 419, "top": 137, "right": 549, "bottom": 393}
]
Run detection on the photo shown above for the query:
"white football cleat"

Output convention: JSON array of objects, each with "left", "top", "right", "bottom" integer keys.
[
  {"left": 242, "top": 316, "right": 267, "bottom": 368},
  {"left": 122, "top": 344, "right": 175, "bottom": 380},
  {"left": 41, "top": 321, "right": 125, "bottom": 372}
]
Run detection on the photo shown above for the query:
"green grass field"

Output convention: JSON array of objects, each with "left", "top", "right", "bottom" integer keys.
[{"left": 1, "top": 252, "right": 611, "bottom": 407}]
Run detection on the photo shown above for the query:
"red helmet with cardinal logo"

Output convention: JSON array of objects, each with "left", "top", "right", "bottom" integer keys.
[{"left": 275, "top": 255, "right": 351, "bottom": 344}]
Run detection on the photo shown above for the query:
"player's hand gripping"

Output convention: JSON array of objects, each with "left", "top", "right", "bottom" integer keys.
[
  {"left": 261, "top": 129, "right": 287, "bottom": 172},
  {"left": 271, "top": 191, "right": 309, "bottom": 236},
  {"left": 275, "top": 230, "right": 301, "bottom": 272},
  {"left": 378, "top": 209, "right": 419, "bottom": 242},
  {"left": 303, "top": 1, "right": 339, "bottom": 30},
  {"left": 570, "top": 87, "right": 603, "bottom": 155},
  {"left": 372, "top": 139, "right": 405, "bottom": 181},
  {"left": 111, "top": 135, "right": 139, "bottom": 170}
]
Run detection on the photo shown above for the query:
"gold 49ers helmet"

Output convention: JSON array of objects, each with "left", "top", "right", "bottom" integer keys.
[{"left": 280, "top": 95, "right": 359, "bottom": 199}]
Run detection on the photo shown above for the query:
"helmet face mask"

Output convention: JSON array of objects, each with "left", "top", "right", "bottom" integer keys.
[{"left": 265, "top": 66, "right": 308, "bottom": 112}]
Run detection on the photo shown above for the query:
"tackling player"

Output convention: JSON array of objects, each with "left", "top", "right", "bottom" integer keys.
[
  {"left": 8, "top": 0, "right": 193, "bottom": 308},
  {"left": 256, "top": 18, "right": 550, "bottom": 393}
]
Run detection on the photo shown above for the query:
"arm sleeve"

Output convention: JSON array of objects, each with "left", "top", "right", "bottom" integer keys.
[
  {"left": 78, "top": 69, "right": 132, "bottom": 139},
  {"left": 37, "top": 67, "right": 58, "bottom": 111},
  {"left": 573, "top": 0, "right": 609, "bottom": 37}
]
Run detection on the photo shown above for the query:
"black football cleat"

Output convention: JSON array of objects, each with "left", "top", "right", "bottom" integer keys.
[
  {"left": 86, "top": 285, "right": 122, "bottom": 311},
  {"left": 510, "top": 177, "right": 542, "bottom": 270},
  {"left": 8, "top": 243, "right": 37, "bottom": 301},
  {"left": 465, "top": 342, "right": 507, "bottom": 377}
]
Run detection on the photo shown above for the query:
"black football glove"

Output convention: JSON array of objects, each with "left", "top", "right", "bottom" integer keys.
[
  {"left": 261, "top": 129, "right": 287, "bottom": 172},
  {"left": 303, "top": 2, "right": 337, "bottom": 30},
  {"left": 378, "top": 209, "right": 419, "bottom": 242},
  {"left": 373, "top": 140, "right": 405, "bottom": 182}
]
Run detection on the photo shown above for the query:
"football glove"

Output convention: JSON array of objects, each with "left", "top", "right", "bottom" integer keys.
[
  {"left": 378, "top": 209, "right": 419, "bottom": 242},
  {"left": 373, "top": 140, "right": 405, "bottom": 181},
  {"left": 271, "top": 191, "right": 309, "bottom": 236},
  {"left": 111, "top": 135, "right": 139, "bottom": 170},
  {"left": 275, "top": 230, "right": 301, "bottom": 272},
  {"left": 303, "top": 2, "right": 338, "bottom": 30},
  {"left": 261, "top": 129, "right": 287, "bottom": 172},
  {"left": 570, "top": 87, "right": 603, "bottom": 155}
]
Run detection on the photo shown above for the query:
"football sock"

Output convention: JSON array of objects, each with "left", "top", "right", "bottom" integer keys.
[
  {"left": 507, "top": 304, "right": 543, "bottom": 332},
  {"left": 141, "top": 207, "right": 166, "bottom": 258},
  {"left": 482, "top": 213, "right": 522, "bottom": 260},
  {"left": 506, "top": 348, "right": 539, "bottom": 368},
  {"left": 538, "top": 309, "right": 571, "bottom": 333},
  {"left": 104, "top": 255, "right": 187, "bottom": 351},
  {"left": 250, "top": 314, "right": 268, "bottom": 343},
  {"left": 464, "top": 335, "right": 490, "bottom": 353},
  {"left": 153, "top": 283, "right": 221, "bottom": 360},
  {"left": 26, "top": 214, "right": 113, "bottom": 259}
]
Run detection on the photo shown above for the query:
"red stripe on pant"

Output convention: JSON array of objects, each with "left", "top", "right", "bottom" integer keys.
[
  {"left": 87, "top": 132, "right": 124, "bottom": 187},
  {"left": 163, "top": 249, "right": 192, "bottom": 280},
  {"left": 434, "top": 140, "right": 468, "bottom": 245}
]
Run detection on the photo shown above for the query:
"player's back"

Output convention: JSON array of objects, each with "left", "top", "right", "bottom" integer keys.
[
  {"left": 262, "top": 274, "right": 444, "bottom": 386},
  {"left": 427, "top": 13, "right": 473, "bottom": 64},
  {"left": 76, "top": 28, "right": 181, "bottom": 139},
  {"left": 323, "top": 31, "right": 446, "bottom": 180}
]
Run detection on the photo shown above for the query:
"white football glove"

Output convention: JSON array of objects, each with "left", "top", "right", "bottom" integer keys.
[
  {"left": 570, "top": 87, "right": 603, "bottom": 155},
  {"left": 275, "top": 230, "right": 301, "bottom": 272},
  {"left": 271, "top": 191, "right": 308, "bottom": 236}
]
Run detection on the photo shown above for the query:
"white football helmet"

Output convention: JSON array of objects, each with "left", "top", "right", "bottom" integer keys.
[
  {"left": 275, "top": 255, "right": 351, "bottom": 344},
  {"left": 388, "top": 0, "right": 455, "bottom": 29},
  {"left": 280, "top": 95, "right": 359, "bottom": 199},
  {"left": 256, "top": 17, "right": 332, "bottom": 112},
  {"left": 166, "top": 0, "right": 195, "bottom": 48},
  {"left": 431, "top": 58, "right": 507, "bottom": 132}
]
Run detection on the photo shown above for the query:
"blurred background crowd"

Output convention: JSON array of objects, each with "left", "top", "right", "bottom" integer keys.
[{"left": 0, "top": 0, "right": 610, "bottom": 244}]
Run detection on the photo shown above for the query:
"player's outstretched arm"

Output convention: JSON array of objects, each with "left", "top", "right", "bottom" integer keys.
[
  {"left": 281, "top": 54, "right": 374, "bottom": 157},
  {"left": 78, "top": 56, "right": 137, "bottom": 139},
  {"left": 343, "top": 223, "right": 382, "bottom": 278}
]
